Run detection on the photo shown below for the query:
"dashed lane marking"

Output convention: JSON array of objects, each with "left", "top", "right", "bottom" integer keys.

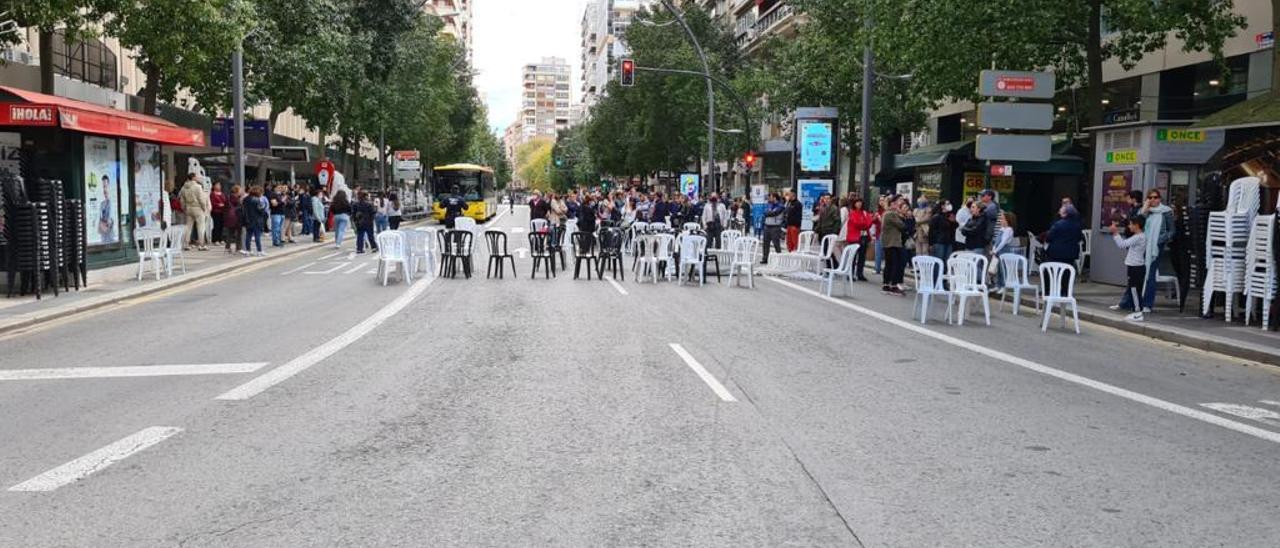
[
  {"left": 605, "top": 276, "right": 629, "bottom": 296},
  {"left": 669, "top": 343, "right": 736, "bottom": 402},
  {"left": 8, "top": 427, "right": 183, "bottom": 492},
  {"left": 303, "top": 264, "right": 348, "bottom": 275},
  {"left": 280, "top": 262, "right": 317, "bottom": 276},
  {"left": 767, "top": 276, "right": 1280, "bottom": 445},
  {"left": 0, "top": 363, "right": 268, "bottom": 381}
]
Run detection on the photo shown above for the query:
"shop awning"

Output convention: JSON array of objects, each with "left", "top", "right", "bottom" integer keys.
[
  {"left": 0, "top": 86, "right": 205, "bottom": 146},
  {"left": 893, "top": 140, "right": 973, "bottom": 170}
]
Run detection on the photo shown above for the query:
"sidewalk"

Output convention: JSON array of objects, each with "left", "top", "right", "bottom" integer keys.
[
  {"left": 0, "top": 240, "right": 321, "bottom": 335},
  {"left": 883, "top": 262, "right": 1280, "bottom": 366}
]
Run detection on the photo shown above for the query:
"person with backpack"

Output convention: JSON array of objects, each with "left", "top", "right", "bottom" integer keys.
[
  {"left": 353, "top": 191, "right": 379, "bottom": 253},
  {"left": 241, "top": 185, "right": 269, "bottom": 256},
  {"left": 330, "top": 190, "right": 352, "bottom": 249}
]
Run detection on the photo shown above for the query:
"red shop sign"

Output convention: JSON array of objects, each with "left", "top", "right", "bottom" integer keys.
[
  {"left": 995, "top": 76, "right": 1036, "bottom": 92},
  {"left": 0, "top": 104, "right": 58, "bottom": 126}
]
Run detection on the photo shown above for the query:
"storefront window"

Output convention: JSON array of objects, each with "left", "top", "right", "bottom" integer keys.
[{"left": 51, "top": 30, "right": 119, "bottom": 91}]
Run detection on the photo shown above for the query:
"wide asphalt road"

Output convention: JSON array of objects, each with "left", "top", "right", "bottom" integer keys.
[{"left": 1, "top": 205, "right": 1277, "bottom": 547}]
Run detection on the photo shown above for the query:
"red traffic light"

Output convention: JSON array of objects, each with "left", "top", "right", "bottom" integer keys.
[
  {"left": 743, "top": 151, "right": 756, "bottom": 168},
  {"left": 620, "top": 59, "right": 635, "bottom": 87}
]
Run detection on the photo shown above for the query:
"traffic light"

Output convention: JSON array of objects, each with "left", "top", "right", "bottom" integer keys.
[
  {"left": 620, "top": 58, "right": 635, "bottom": 87},
  {"left": 743, "top": 150, "right": 756, "bottom": 169},
  {"left": 554, "top": 157, "right": 564, "bottom": 168}
]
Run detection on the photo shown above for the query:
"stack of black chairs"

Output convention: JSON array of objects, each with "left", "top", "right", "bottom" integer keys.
[
  {"left": 30, "top": 178, "right": 69, "bottom": 295},
  {"left": 2, "top": 172, "right": 85, "bottom": 299},
  {"left": 64, "top": 198, "right": 87, "bottom": 288},
  {"left": 1188, "top": 172, "right": 1226, "bottom": 291}
]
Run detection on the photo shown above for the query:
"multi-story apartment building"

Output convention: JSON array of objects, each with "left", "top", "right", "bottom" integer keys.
[
  {"left": 423, "top": 0, "right": 475, "bottom": 60},
  {"left": 519, "top": 57, "right": 573, "bottom": 142},
  {"left": 580, "top": 0, "right": 654, "bottom": 109}
]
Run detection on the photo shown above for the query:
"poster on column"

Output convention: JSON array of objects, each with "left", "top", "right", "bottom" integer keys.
[
  {"left": 84, "top": 136, "right": 120, "bottom": 246},
  {"left": 750, "top": 183, "right": 767, "bottom": 234},
  {"left": 1100, "top": 170, "right": 1134, "bottom": 229},
  {"left": 797, "top": 178, "right": 832, "bottom": 231},
  {"left": 134, "top": 142, "right": 163, "bottom": 229}
]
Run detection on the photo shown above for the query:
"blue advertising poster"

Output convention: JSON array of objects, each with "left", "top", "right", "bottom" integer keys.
[
  {"left": 798, "top": 120, "right": 833, "bottom": 173},
  {"left": 797, "top": 179, "right": 832, "bottom": 231},
  {"left": 750, "top": 184, "right": 767, "bottom": 234},
  {"left": 679, "top": 173, "right": 700, "bottom": 200},
  {"left": 211, "top": 118, "right": 271, "bottom": 149}
]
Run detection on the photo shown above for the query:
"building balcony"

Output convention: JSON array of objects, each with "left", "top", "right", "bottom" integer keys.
[{"left": 736, "top": 2, "right": 796, "bottom": 51}]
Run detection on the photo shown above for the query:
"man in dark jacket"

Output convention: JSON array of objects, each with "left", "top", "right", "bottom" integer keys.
[
  {"left": 784, "top": 191, "right": 803, "bottom": 251},
  {"left": 1044, "top": 204, "right": 1083, "bottom": 264},
  {"left": 353, "top": 191, "right": 379, "bottom": 253},
  {"left": 762, "top": 193, "right": 785, "bottom": 264}
]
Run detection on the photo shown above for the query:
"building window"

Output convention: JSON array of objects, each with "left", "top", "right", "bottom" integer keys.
[{"left": 50, "top": 30, "right": 118, "bottom": 91}]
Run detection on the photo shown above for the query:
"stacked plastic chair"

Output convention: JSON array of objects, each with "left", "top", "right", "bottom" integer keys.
[
  {"left": 30, "top": 179, "right": 67, "bottom": 295},
  {"left": 1242, "top": 192, "right": 1277, "bottom": 329},
  {"left": 1201, "top": 177, "right": 1260, "bottom": 320}
]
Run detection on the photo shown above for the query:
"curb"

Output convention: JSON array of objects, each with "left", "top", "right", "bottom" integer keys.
[{"left": 0, "top": 243, "right": 322, "bottom": 336}]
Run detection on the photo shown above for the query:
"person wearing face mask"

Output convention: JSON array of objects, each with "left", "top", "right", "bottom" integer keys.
[
  {"left": 702, "top": 192, "right": 728, "bottom": 249},
  {"left": 913, "top": 196, "right": 932, "bottom": 257}
]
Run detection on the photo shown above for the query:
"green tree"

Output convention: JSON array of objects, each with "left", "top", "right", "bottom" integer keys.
[
  {"left": 98, "top": 0, "right": 254, "bottom": 115},
  {"left": 243, "top": 0, "right": 350, "bottom": 133},
  {"left": 465, "top": 118, "right": 512, "bottom": 190},
  {"left": 550, "top": 126, "right": 596, "bottom": 193},
  {"left": 515, "top": 138, "right": 555, "bottom": 192}
]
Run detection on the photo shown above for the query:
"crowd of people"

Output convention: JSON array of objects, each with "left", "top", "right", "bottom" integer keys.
[{"left": 159, "top": 175, "right": 405, "bottom": 258}]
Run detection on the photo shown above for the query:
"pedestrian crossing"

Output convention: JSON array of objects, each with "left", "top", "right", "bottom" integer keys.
[{"left": 281, "top": 252, "right": 379, "bottom": 276}]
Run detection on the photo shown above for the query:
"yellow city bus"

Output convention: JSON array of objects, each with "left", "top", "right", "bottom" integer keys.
[{"left": 431, "top": 163, "right": 496, "bottom": 222}]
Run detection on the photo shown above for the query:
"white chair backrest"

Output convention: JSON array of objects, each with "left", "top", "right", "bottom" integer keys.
[
  {"left": 455, "top": 216, "right": 476, "bottom": 231},
  {"left": 1227, "top": 176, "right": 1261, "bottom": 215},
  {"left": 403, "top": 229, "right": 428, "bottom": 255},
  {"left": 834, "top": 243, "right": 860, "bottom": 273},
  {"left": 912, "top": 255, "right": 945, "bottom": 292},
  {"left": 732, "top": 237, "right": 760, "bottom": 264},
  {"left": 680, "top": 234, "right": 706, "bottom": 261},
  {"left": 377, "top": 231, "right": 406, "bottom": 260},
  {"left": 632, "top": 221, "right": 649, "bottom": 233},
  {"left": 531, "top": 218, "right": 548, "bottom": 232},
  {"left": 164, "top": 225, "right": 186, "bottom": 252},
  {"left": 650, "top": 222, "right": 668, "bottom": 232},
  {"left": 1039, "top": 262, "right": 1077, "bottom": 299},
  {"left": 819, "top": 234, "right": 838, "bottom": 259},
  {"left": 653, "top": 234, "right": 675, "bottom": 260},
  {"left": 1081, "top": 229, "right": 1093, "bottom": 253},
  {"left": 999, "top": 253, "right": 1030, "bottom": 286},
  {"left": 721, "top": 229, "right": 742, "bottom": 250},
  {"left": 135, "top": 228, "right": 161, "bottom": 254},
  {"left": 948, "top": 255, "right": 987, "bottom": 290},
  {"left": 799, "top": 231, "right": 817, "bottom": 253}
]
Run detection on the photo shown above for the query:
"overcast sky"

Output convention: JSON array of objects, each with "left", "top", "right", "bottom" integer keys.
[{"left": 474, "top": 0, "right": 592, "bottom": 134}]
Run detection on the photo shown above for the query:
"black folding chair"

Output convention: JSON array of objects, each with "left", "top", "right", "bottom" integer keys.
[
  {"left": 529, "top": 232, "right": 557, "bottom": 279},
  {"left": 598, "top": 227, "right": 626, "bottom": 281},
  {"left": 572, "top": 232, "right": 599, "bottom": 280},
  {"left": 442, "top": 230, "right": 474, "bottom": 279}
]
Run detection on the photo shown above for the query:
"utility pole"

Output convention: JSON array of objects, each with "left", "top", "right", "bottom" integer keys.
[
  {"left": 232, "top": 39, "right": 246, "bottom": 190},
  {"left": 656, "top": 0, "right": 716, "bottom": 194},
  {"left": 859, "top": 12, "right": 873, "bottom": 198}
]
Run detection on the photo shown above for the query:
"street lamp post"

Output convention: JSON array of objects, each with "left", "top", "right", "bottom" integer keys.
[
  {"left": 655, "top": 0, "right": 717, "bottom": 194},
  {"left": 232, "top": 40, "right": 246, "bottom": 190}
]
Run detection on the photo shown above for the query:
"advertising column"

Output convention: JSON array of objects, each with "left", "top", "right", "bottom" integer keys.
[
  {"left": 793, "top": 107, "right": 839, "bottom": 231},
  {"left": 133, "top": 142, "right": 163, "bottom": 229},
  {"left": 84, "top": 135, "right": 122, "bottom": 247}
]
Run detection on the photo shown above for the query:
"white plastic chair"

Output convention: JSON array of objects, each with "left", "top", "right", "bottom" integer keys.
[
  {"left": 727, "top": 236, "right": 760, "bottom": 288},
  {"left": 402, "top": 229, "right": 431, "bottom": 275},
  {"left": 376, "top": 231, "right": 412, "bottom": 285},
  {"left": 677, "top": 234, "right": 708, "bottom": 286},
  {"left": 414, "top": 227, "right": 438, "bottom": 274},
  {"left": 682, "top": 222, "right": 701, "bottom": 233},
  {"left": 531, "top": 218, "right": 549, "bottom": 233},
  {"left": 1079, "top": 229, "right": 1092, "bottom": 280},
  {"left": 134, "top": 228, "right": 166, "bottom": 280},
  {"left": 638, "top": 233, "right": 674, "bottom": 283},
  {"left": 718, "top": 229, "right": 742, "bottom": 252},
  {"left": 1155, "top": 273, "right": 1181, "bottom": 304},
  {"left": 911, "top": 255, "right": 948, "bottom": 324},
  {"left": 998, "top": 253, "right": 1040, "bottom": 316},
  {"left": 649, "top": 222, "right": 669, "bottom": 232},
  {"left": 822, "top": 244, "right": 860, "bottom": 297},
  {"left": 1039, "top": 262, "right": 1080, "bottom": 334},
  {"left": 797, "top": 230, "right": 818, "bottom": 255},
  {"left": 1025, "top": 230, "right": 1043, "bottom": 274},
  {"left": 163, "top": 225, "right": 188, "bottom": 276},
  {"left": 946, "top": 255, "right": 990, "bottom": 326}
]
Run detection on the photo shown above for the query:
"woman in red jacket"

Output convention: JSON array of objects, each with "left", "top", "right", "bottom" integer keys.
[
  {"left": 209, "top": 184, "right": 227, "bottom": 245},
  {"left": 845, "top": 197, "right": 874, "bottom": 281}
]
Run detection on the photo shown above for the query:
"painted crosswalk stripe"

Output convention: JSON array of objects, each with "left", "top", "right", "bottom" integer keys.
[
  {"left": 8, "top": 427, "right": 183, "bottom": 492},
  {"left": 304, "top": 263, "right": 347, "bottom": 275},
  {"left": 0, "top": 363, "right": 268, "bottom": 381},
  {"left": 280, "top": 262, "right": 317, "bottom": 276},
  {"left": 318, "top": 252, "right": 342, "bottom": 260},
  {"left": 669, "top": 343, "right": 736, "bottom": 402},
  {"left": 604, "top": 276, "right": 629, "bottom": 296},
  {"left": 344, "top": 261, "right": 370, "bottom": 274}
]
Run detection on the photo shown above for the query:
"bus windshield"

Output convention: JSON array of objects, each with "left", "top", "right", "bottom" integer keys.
[{"left": 434, "top": 171, "right": 483, "bottom": 201}]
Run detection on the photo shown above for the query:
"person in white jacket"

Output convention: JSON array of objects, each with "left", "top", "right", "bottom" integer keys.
[{"left": 701, "top": 193, "right": 729, "bottom": 249}]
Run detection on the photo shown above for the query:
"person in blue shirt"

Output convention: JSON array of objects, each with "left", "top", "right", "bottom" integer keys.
[{"left": 762, "top": 193, "right": 785, "bottom": 264}]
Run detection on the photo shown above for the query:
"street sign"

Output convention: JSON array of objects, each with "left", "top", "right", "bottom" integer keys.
[
  {"left": 211, "top": 118, "right": 270, "bottom": 149},
  {"left": 990, "top": 164, "right": 1014, "bottom": 177},
  {"left": 976, "top": 134, "right": 1051, "bottom": 162},
  {"left": 271, "top": 146, "right": 309, "bottom": 162},
  {"left": 979, "top": 70, "right": 1056, "bottom": 99},
  {"left": 393, "top": 150, "right": 421, "bottom": 181},
  {"left": 977, "top": 102, "right": 1054, "bottom": 130}
]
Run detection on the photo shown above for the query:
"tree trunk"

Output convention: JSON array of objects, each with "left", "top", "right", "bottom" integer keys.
[
  {"left": 142, "top": 63, "right": 162, "bottom": 116},
  {"left": 268, "top": 106, "right": 282, "bottom": 146},
  {"left": 317, "top": 129, "right": 329, "bottom": 160},
  {"left": 1085, "top": 0, "right": 1105, "bottom": 129},
  {"left": 38, "top": 29, "right": 55, "bottom": 94},
  {"left": 1273, "top": 0, "right": 1280, "bottom": 94}
]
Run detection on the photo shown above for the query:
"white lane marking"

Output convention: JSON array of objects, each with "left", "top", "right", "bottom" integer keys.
[
  {"left": 304, "top": 263, "right": 347, "bottom": 275},
  {"left": 511, "top": 227, "right": 526, "bottom": 234},
  {"left": 669, "top": 343, "right": 737, "bottom": 402},
  {"left": 318, "top": 252, "right": 341, "bottom": 260},
  {"left": 483, "top": 208, "right": 510, "bottom": 228},
  {"left": 604, "top": 276, "right": 629, "bottom": 295},
  {"left": 8, "top": 427, "right": 182, "bottom": 492},
  {"left": 766, "top": 277, "right": 1280, "bottom": 445},
  {"left": 280, "top": 262, "right": 317, "bottom": 276},
  {"left": 1260, "top": 400, "right": 1280, "bottom": 408},
  {"left": 0, "top": 363, "right": 268, "bottom": 381},
  {"left": 217, "top": 275, "right": 438, "bottom": 401},
  {"left": 1200, "top": 403, "right": 1280, "bottom": 425},
  {"left": 343, "top": 261, "right": 370, "bottom": 274}
]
